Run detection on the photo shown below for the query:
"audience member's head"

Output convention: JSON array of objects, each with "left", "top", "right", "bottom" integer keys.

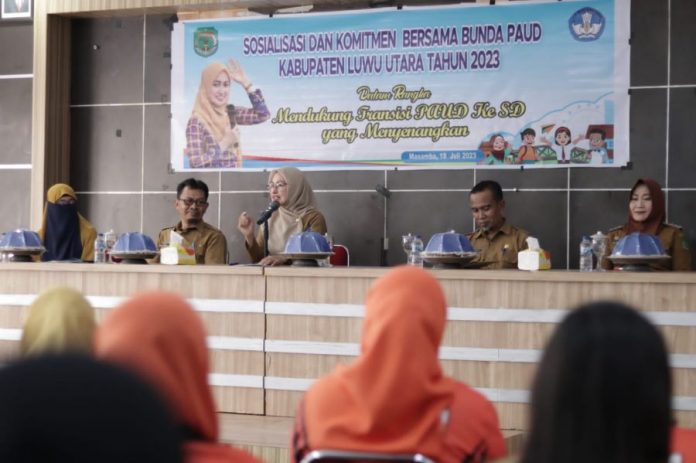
[
  {"left": 95, "top": 291, "right": 217, "bottom": 441},
  {"left": 521, "top": 301, "right": 672, "bottom": 463},
  {"left": 94, "top": 291, "right": 261, "bottom": 463},
  {"left": 20, "top": 287, "right": 96, "bottom": 357},
  {"left": 304, "top": 266, "right": 457, "bottom": 456},
  {"left": 0, "top": 354, "right": 182, "bottom": 463}
]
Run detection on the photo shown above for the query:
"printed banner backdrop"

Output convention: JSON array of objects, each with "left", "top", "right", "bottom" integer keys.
[{"left": 171, "top": 0, "right": 630, "bottom": 170}]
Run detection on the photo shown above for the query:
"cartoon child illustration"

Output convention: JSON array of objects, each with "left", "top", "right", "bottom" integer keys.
[
  {"left": 480, "top": 134, "right": 512, "bottom": 165},
  {"left": 516, "top": 128, "right": 538, "bottom": 164},
  {"left": 586, "top": 128, "right": 610, "bottom": 164},
  {"left": 541, "top": 126, "right": 582, "bottom": 164}
]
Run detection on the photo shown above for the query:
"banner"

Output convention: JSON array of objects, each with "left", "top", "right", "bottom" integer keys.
[{"left": 171, "top": 0, "right": 630, "bottom": 170}]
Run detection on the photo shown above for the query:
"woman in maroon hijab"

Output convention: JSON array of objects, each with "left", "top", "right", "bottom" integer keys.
[{"left": 604, "top": 178, "right": 691, "bottom": 270}]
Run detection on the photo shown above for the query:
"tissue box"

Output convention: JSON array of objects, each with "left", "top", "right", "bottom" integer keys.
[
  {"left": 518, "top": 249, "right": 551, "bottom": 271},
  {"left": 160, "top": 244, "right": 196, "bottom": 265}
]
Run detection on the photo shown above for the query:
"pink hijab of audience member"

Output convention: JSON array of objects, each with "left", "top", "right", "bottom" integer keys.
[{"left": 94, "top": 291, "right": 261, "bottom": 463}]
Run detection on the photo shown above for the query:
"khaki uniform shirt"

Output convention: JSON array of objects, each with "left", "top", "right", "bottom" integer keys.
[
  {"left": 603, "top": 223, "right": 692, "bottom": 271},
  {"left": 156, "top": 221, "right": 228, "bottom": 265},
  {"left": 467, "top": 222, "right": 529, "bottom": 269},
  {"left": 246, "top": 210, "right": 327, "bottom": 263}
]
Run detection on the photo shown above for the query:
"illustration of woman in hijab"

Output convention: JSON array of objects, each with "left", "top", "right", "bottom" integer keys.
[{"left": 185, "top": 59, "right": 270, "bottom": 168}]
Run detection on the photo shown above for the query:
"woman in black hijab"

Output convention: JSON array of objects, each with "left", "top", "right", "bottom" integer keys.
[{"left": 37, "top": 183, "right": 96, "bottom": 261}]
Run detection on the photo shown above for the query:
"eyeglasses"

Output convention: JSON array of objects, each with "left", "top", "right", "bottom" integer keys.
[
  {"left": 178, "top": 198, "right": 208, "bottom": 207},
  {"left": 267, "top": 182, "right": 288, "bottom": 191}
]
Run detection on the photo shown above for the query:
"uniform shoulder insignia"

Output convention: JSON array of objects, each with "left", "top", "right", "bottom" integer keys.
[{"left": 664, "top": 222, "right": 683, "bottom": 230}]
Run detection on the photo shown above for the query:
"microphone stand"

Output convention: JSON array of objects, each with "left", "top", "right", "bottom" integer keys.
[
  {"left": 257, "top": 201, "right": 279, "bottom": 258},
  {"left": 375, "top": 184, "right": 392, "bottom": 266},
  {"left": 263, "top": 221, "right": 270, "bottom": 258}
]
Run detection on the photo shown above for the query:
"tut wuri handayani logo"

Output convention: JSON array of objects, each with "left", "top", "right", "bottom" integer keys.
[
  {"left": 194, "top": 27, "right": 218, "bottom": 57},
  {"left": 568, "top": 7, "right": 605, "bottom": 42}
]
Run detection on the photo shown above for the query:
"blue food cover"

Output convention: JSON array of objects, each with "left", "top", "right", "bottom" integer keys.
[
  {"left": 0, "top": 229, "right": 42, "bottom": 249},
  {"left": 284, "top": 232, "right": 331, "bottom": 253},
  {"left": 112, "top": 232, "right": 156, "bottom": 252},
  {"left": 611, "top": 232, "right": 665, "bottom": 256},
  {"left": 425, "top": 231, "right": 475, "bottom": 254}
]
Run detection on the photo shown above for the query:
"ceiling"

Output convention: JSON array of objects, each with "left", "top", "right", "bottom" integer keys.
[
  {"left": 254, "top": 0, "right": 478, "bottom": 14},
  {"left": 55, "top": 0, "right": 522, "bottom": 18}
]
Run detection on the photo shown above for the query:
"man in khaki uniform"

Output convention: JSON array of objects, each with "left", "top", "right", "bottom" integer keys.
[
  {"left": 156, "top": 178, "right": 228, "bottom": 264},
  {"left": 467, "top": 180, "right": 528, "bottom": 269}
]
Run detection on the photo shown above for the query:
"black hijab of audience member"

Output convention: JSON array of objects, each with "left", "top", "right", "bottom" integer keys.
[
  {"left": 0, "top": 354, "right": 183, "bottom": 463},
  {"left": 521, "top": 302, "right": 672, "bottom": 463}
]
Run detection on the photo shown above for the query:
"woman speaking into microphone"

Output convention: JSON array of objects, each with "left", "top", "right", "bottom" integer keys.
[
  {"left": 185, "top": 58, "right": 270, "bottom": 168},
  {"left": 238, "top": 168, "right": 327, "bottom": 266}
]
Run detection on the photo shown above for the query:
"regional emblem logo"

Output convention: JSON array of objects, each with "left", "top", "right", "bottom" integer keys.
[
  {"left": 568, "top": 7, "right": 605, "bottom": 42},
  {"left": 194, "top": 27, "right": 218, "bottom": 57}
]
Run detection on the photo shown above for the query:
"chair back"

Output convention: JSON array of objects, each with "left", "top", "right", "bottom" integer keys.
[
  {"left": 330, "top": 244, "right": 350, "bottom": 266},
  {"left": 300, "top": 449, "right": 435, "bottom": 463}
]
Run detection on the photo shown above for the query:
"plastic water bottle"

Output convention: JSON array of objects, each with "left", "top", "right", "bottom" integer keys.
[
  {"left": 409, "top": 235, "right": 424, "bottom": 267},
  {"left": 94, "top": 233, "right": 107, "bottom": 263},
  {"left": 579, "top": 235, "right": 593, "bottom": 272}
]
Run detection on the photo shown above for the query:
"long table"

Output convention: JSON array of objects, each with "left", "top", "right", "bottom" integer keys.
[
  {"left": 1, "top": 263, "right": 695, "bottom": 430},
  {"left": 0, "top": 263, "right": 266, "bottom": 414}
]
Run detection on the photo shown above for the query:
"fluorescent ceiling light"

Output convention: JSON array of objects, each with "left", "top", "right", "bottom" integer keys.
[{"left": 275, "top": 4, "right": 314, "bottom": 14}]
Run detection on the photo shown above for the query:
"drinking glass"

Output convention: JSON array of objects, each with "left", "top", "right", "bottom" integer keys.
[
  {"left": 402, "top": 233, "right": 414, "bottom": 263},
  {"left": 591, "top": 233, "right": 607, "bottom": 271}
]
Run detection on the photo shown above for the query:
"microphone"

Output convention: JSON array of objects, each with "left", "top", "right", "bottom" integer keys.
[{"left": 256, "top": 201, "right": 280, "bottom": 225}]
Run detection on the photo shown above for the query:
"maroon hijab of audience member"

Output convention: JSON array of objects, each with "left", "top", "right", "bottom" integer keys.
[{"left": 625, "top": 178, "right": 665, "bottom": 235}]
